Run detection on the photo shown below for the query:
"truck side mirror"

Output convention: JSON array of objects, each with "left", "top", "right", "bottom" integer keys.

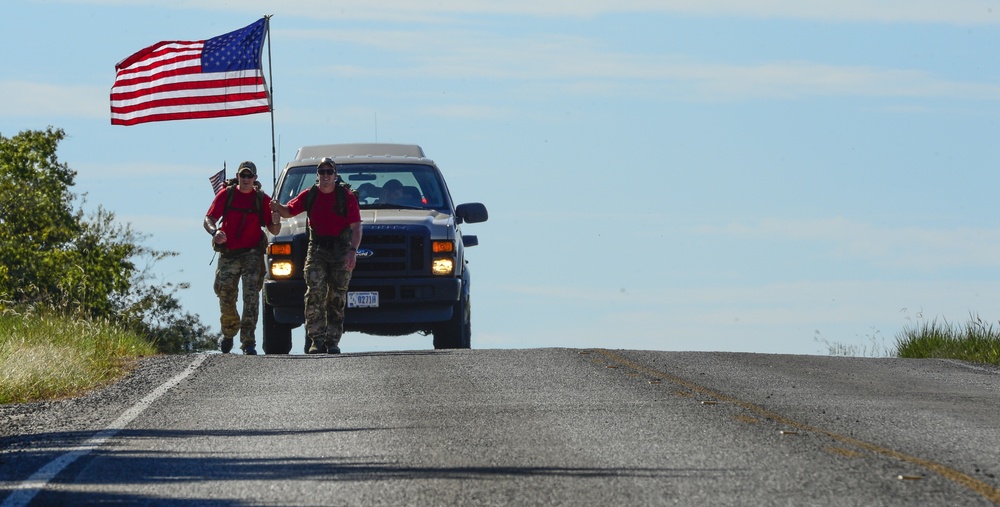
[{"left": 456, "top": 202, "right": 488, "bottom": 224}]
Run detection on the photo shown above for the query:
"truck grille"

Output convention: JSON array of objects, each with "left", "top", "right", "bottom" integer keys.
[{"left": 355, "top": 225, "right": 427, "bottom": 277}]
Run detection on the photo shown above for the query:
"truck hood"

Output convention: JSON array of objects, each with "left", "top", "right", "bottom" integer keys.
[{"left": 277, "top": 209, "right": 455, "bottom": 236}]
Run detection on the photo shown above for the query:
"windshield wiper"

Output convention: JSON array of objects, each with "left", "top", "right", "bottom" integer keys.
[{"left": 362, "top": 203, "right": 425, "bottom": 210}]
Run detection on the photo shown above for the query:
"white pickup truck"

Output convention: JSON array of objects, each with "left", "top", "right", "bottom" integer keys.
[{"left": 261, "top": 143, "right": 488, "bottom": 354}]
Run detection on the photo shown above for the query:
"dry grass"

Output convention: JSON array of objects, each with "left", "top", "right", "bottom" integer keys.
[{"left": 0, "top": 306, "right": 157, "bottom": 404}]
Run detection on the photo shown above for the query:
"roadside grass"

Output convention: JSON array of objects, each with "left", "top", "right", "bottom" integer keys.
[
  {"left": 0, "top": 306, "right": 157, "bottom": 404},
  {"left": 894, "top": 314, "right": 1000, "bottom": 366},
  {"left": 815, "top": 327, "right": 894, "bottom": 358}
]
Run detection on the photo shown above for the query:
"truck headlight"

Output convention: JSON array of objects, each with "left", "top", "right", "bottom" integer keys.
[
  {"left": 431, "top": 257, "right": 454, "bottom": 276},
  {"left": 270, "top": 261, "right": 293, "bottom": 278}
]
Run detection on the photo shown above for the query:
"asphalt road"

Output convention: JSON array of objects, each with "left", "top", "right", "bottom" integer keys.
[{"left": 1, "top": 348, "right": 999, "bottom": 506}]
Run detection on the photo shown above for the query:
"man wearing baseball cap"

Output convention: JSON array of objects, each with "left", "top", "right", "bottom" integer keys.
[
  {"left": 270, "top": 157, "right": 362, "bottom": 354},
  {"left": 204, "top": 160, "right": 281, "bottom": 355}
]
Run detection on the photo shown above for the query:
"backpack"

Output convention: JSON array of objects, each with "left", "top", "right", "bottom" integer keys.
[
  {"left": 224, "top": 178, "right": 266, "bottom": 226},
  {"left": 302, "top": 180, "right": 358, "bottom": 248},
  {"left": 304, "top": 179, "right": 354, "bottom": 218},
  {"left": 212, "top": 178, "right": 266, "bottom": 253}
]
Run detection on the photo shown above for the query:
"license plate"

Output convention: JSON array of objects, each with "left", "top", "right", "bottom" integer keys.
[{"left": 348, "top": 291, "right": 379, "bottom": 308}]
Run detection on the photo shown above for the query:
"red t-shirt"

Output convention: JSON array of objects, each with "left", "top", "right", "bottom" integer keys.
[
  {"left": 286, "top": 186, "right": 362, "bottom": 236},
  {"left": 206, "top": 188, "right": 276, "bottom": 249}
]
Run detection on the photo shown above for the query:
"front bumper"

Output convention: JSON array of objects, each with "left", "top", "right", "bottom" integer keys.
[{"left": 264, "top": 277, "right": 461, "bottom": 326}]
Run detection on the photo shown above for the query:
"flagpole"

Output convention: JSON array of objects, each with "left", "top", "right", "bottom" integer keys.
[{"left": 264, "top": 14, "right": 277, "bottom": 190}]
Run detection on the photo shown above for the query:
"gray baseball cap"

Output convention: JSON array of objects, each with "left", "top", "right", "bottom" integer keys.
[{"left": 237, "top": 160, "right": 257, "bottom": 175}]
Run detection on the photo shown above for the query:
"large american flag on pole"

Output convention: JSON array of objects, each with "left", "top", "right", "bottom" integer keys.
[{"left": 110, "top": 18, "right": 270, "bottom": 126}]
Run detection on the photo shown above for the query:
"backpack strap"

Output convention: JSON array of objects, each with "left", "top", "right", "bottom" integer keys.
[
  {"left": 335, "top": 184, "right": 347, "bottom": 216},
  {"left": 255, "top": 189, "right": 265, "bottom": 227},
  {"left": 305, "top": 185, "right": 319, "bottom": 215},
  {"left": 305, "top": 183, "right": 349, "bottom": 218},
  {"left": 223, "top": 185, "right": 236, "bottom": 215},
  {"left": 222, "top": 184, "right": 266, "bottom": 231}
]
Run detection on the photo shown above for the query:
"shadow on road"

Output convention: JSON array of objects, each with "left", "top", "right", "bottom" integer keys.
[{"left": 2, "top": 426, "right": 726, "bottom": 505}]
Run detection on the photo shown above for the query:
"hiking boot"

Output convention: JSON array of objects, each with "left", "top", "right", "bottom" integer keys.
[
  {"left": 307, "top": 342, "right": 326, "bottom": 354},
  {"left": 220, "top": 337, "right": 234, "bottom": 354},
  {"left": 328, "top": 346, "right": 341, "bottom": 354},
  {"left": 243, "top": 346, "right": 257, "bottom": 355}
]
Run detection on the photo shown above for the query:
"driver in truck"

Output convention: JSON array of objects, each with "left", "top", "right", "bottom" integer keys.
[
  {"left": 269, "top": 157, "right": 362, "bottom": 354},
  {"left": 378, "top": 179, "right": 404, "bottom": 204}
]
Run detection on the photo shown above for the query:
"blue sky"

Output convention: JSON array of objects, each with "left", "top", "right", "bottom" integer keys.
[{"left": 4, "top": 1, "right": 1000, "bottom": 355}]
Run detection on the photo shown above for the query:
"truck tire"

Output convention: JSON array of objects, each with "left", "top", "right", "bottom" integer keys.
[
  {"left": 433, "top": 295, "right": 471, "bottom": 349},
  {"left": 262, "top": 302, "right": 293, "bottom": 354}
]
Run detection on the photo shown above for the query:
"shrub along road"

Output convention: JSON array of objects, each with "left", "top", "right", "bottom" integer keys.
[{"left": 1, "top": 349, "right": 999, "bottom": 506}]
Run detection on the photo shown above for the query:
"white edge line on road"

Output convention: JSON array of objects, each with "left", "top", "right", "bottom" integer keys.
[{"left": 1, "top": 354, "right": 208, "bottom": 507}]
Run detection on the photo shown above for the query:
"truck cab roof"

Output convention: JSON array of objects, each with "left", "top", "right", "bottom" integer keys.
[{"left": 293, "top": 143, "right": 427, "bottom": 161}]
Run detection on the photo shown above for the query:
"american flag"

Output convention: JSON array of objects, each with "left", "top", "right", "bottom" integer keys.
[
  {"left": 209, "top": 167, "right": 226, "bottom": 194},
  {"left": 110, "top": 18, "right": 271, "bottom": 126}
]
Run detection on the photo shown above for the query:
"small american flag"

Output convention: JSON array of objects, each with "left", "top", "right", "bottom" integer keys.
[
  {"left": 209, "top": 168, "right": 226, "bottom": 194},
  {"left": 111, "top": 18, "right": 271, "bottom": 126}
]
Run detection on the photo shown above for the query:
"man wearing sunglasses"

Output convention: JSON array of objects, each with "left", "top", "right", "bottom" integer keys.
[
  {"left": 270, "top": 157, "right": 362, "bottom": 354},
  {"left": 204, "top": 160, "right": 281, "bottom": 355}
]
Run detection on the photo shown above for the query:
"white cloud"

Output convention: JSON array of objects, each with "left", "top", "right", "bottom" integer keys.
[
  {"left": 485, "top": 277, "right": 1000, "bottom": 354},
  {"left": 683, "top": 63, "right": 1000, "bottom": 101},
  {"left": 287, "top": 28, "right": 1000, "bottom": 102},
  {"left": 7, "top": 54, "right": 998, "bottom": 122},
  {"left": 7, "top": 3, "right": 998, "bottom": 125},
  {"left": 618, "top": 0, "right": 1000, "bottom": 25},
  {"left": 59, "top": 0, "right": 1000, "bottom": 25},
  {"left": 500, "top": 284, "right": 632, "bottom": 304},
  {"left": 0, "top": 81, "right": 107, "bottom": 119},
  {"left": 693, "top": 217, "right": 1000, "bottom": 269},
  {"left": 415, "top": 104, "right": 514, "bottom": 120},
  {"left": 74, "top": 161, "right": 213, "bottom": 179}
]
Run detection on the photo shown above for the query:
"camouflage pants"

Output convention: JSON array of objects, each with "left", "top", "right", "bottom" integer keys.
[
  {"left": 214, "top": 249, "right": 265, "bottom": 348},
  {"left": 303, "top": 243, "right": 353, "bottom": 349}
]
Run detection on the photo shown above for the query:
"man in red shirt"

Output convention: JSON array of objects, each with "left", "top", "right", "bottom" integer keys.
[
  {"left": 204, "top": 161, "right": 281, "bottom": 355},
  {"left": 270, "top": 157, "right": 362, "bottom": 354}
]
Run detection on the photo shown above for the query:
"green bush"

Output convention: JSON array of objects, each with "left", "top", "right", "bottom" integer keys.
[{"left": 0, "top": 127, "right": 219, "bottom": 354}]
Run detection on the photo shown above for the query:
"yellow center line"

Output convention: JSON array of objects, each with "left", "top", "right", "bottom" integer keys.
[{"left": 593, "top": 349, "right": 1000, "bottom": 505}]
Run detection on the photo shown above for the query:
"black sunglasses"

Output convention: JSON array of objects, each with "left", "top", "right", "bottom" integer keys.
[
  {"left": 317, "top": 169, "right": 336, "bottom": 175},
  {"left": 238, "top": 173, "right": 255, "bottom": 179}
]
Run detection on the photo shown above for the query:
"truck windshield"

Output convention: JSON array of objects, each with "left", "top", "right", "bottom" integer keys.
[{"left": 275, "top": 163, "right": 450, "bottom": 210}]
